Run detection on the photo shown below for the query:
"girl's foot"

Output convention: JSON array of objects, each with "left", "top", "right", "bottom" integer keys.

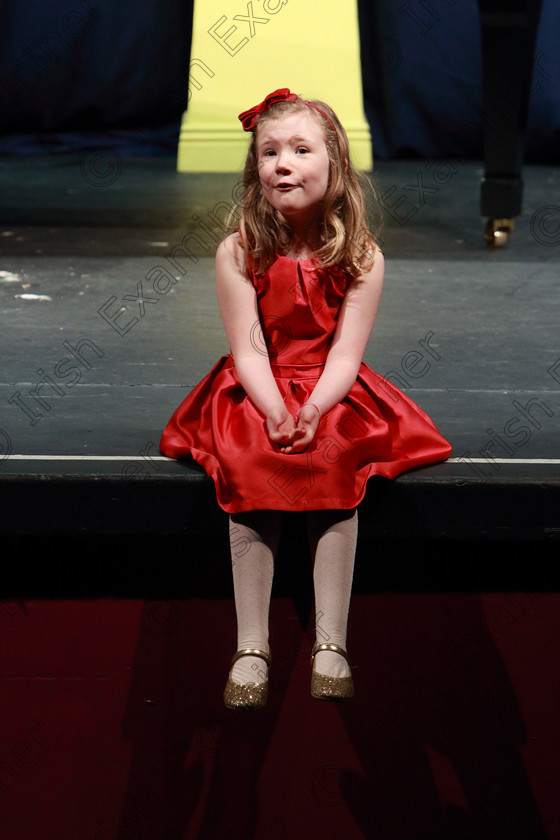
[
  {"left": 311, "top": 643, "right": 354, "bottom": 701},
  {"left": 231, "top": 653, "right": 269, "bottom": 684},
  {"left": 313, "top": 648, "right": 351, "bottom": 679},
  {"left": 223, "top": 648, "right": 271, "bottom": 710}
]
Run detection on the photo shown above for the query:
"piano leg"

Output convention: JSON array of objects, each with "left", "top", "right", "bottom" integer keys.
[{"left": 477, "top": 0, "right": 544, "bottom": 246}]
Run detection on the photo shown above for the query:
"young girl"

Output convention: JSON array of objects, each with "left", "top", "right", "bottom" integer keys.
[{"left": 160, "top": 88, "right": 452, "bottom": 710}]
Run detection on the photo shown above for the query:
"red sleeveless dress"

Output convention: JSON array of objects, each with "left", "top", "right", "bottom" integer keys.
[{"left": 159, "top": 255, "right": 452, "bottom": 513}]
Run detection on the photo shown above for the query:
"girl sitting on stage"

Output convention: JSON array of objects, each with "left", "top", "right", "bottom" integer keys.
[{"left": 160, "top": 88, "right": 451, "bottom": 709}]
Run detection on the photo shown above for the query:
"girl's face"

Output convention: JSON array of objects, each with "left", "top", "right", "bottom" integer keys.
[{"left": 256, "top": 112, "right": 330, "bottom": 228}]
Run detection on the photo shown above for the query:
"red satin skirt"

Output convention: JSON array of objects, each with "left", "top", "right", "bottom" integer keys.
[{"left": 159, "top": 355, "right": 452, "bottom": 513}]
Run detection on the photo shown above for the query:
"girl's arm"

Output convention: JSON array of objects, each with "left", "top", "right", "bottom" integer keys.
[
  {"left": 215, "top": 234, "right": 301, "bottom": 446},
  {"left": 282, "top": 250, "right": 385, "bottom": 453}
]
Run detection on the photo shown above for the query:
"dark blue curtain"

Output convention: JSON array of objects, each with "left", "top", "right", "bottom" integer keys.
[
  {"left": 0, "top": 0, "right": 558, "bottom": 160},
  {"left": 0, "top": 0, "right": 193, "bottom": 155},
  {"left": 358, "top": 0, "right": 559, "bottom": 162}
]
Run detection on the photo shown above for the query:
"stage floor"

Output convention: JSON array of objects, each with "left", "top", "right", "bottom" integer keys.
[{"left": 1, "top": 155, "right": 559, "bottom": 541}]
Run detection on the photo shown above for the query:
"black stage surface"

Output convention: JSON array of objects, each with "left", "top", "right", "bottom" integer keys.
[{"left": 1, "top": 156, "right": 559, "bottom": 586}]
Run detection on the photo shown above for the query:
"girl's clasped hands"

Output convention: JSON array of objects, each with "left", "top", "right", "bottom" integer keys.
[{"left": 266, "top": 402, "right": 320, "bottom": 453}]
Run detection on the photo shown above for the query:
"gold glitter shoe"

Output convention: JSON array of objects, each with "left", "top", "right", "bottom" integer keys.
[
  {"left": 310, "top": 643, "right": 354, "bottom": 701},
  {"left": 223, "top": 648, "right": 271, "bottom": 710}
]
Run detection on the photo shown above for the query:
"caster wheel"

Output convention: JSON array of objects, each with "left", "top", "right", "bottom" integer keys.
[{"left": 483, "top": 218, "right": 515, "bottom": 248}]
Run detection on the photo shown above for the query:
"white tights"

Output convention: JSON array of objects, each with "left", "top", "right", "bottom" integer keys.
[{"left": 228, "top": 509, "right": 358, "bottom": 684}]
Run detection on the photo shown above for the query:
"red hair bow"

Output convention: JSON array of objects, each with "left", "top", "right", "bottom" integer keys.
[{"left": 238, "top": 88, "right": 299, "bottom": 131}]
